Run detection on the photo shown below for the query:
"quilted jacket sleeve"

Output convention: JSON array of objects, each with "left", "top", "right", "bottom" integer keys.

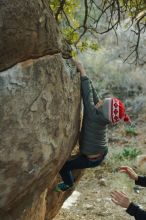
[
  {"left": 135, "top": 176, "right": 146, "bottom": 187},
  {"left": 126, "top": 202, "right": 146, "bottom": 220},
  {"left": 81, "top": 76, "right": 99, "bottom": 116}
]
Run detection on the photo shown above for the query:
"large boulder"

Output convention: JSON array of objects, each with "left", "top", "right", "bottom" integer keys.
[
  {"left": 0, "top": 1, "right": 81, "bottom": 219},
  {"left": 0, "top": 54, "right": 81, "bottom": 220}
]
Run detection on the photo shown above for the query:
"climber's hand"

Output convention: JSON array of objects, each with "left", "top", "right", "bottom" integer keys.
[{"left": 75, "top": 60, "right": 86, "bottom": 77}]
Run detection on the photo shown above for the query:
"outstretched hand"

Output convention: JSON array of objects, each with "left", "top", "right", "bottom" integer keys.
[
  {"left": 118, "top": 166, "right": 138, "bottom": 181},
  {"left": 74, "top": 60, "right": 86, "bottom": 77},
  {"left": 111, "top": 191, "right": 131, "bottom": 208}
]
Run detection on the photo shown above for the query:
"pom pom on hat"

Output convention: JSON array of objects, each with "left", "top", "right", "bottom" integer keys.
[
  {"left": 102, "top": 98, "right": 131, "bottom": 124},
  {"left": 123, "top": 114, "right": 131, "bottom": 123}
]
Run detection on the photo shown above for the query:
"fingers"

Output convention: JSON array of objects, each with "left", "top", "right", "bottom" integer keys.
[
  {"left": 119, "top": 191, "right": 128, "bottom": 197},
  {"left": 118, "top": 166, "right": 133, "bottom": 175},
  {"left": 119, "top": 166, "right": 134, "bottom": 172},
  {"left": 119, "top": 166, "right": 129, "bottom": 172},
  {"left": 118, "top": 166, "right": 138, "bottom": 180},
  {"left": 75, "top": 60, "right": 82, "bottom": 68},
  {"left": 119, "top": 166, "right": 129, "bottom": 169},
  {"left": 111, "top": 191, "right": 128, "bottom": 202},
  {"left": 73, "top": 60, "right": 82, "bottom": 70},
  {"left": 111, "top": 191, "right": 122, "bottom": 205},
  {"left": 111, "top": 191, "right": 124, "bottom": 204},
  {"left": 111, "top": 190, "right": 130, "bottom": 208},
  {"left": 111, "top": 191, "right": 123, "bottom": 199},
  {"left": 111, "top": 198, "right": 119, "bottom": 205}
]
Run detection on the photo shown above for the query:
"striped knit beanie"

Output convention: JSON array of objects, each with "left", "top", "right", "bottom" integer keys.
[{"left": 102, "top": 98, "right": 131, "bottom": 124}]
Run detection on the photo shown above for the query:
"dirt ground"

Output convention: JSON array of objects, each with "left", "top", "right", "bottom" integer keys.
[{"left": 54, "top": 114, "right": 146, "bottom": 220}]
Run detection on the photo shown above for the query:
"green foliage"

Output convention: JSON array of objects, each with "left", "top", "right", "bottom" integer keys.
[
  {"left": 49, "top": 0, "right": 99, "bottom": 54},
  {"left": 49, "top": 0, "right": 146, "bottom": 61},
  {"left": 49, "top": 0, "right": 80, "bottom": 31},
  {"left": 120, "top": 0, "right": 146, "bottom": 16},
  {"left": 116, "top": 147, "right": 141, "bottom": 160},
  {"left": 77, "top": 39, "right": 99, "bottom": 52},
  {"left": 105, "top": 147, "right": 140, "bottom": 173},
  {"left": 125, "top": 126, "right": 138, "bottom": 136},
  {"left": 50, "top": 0, "right": 80, "bottom": 21},
  {"left": 63, "top": 27, "right": 79, "bottom": 44}
]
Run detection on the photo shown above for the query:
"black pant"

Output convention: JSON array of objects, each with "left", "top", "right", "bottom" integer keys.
[{"left": 59, "top": 153, "right": 107, "bottom": 186}]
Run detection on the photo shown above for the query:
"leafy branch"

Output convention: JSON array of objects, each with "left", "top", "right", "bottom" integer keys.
[{"left": 49, "top": 0, "right": 146, "bottom": 64}]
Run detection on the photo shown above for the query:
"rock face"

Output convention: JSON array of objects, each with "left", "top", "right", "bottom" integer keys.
[
  {"left": 0, "top": 1, "right": 81, "bottom": 220},
  {"left": 0, "top": 0, "right": 61, "bottom": 71}
]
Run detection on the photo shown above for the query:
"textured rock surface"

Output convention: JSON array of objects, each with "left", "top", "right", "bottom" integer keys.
[
  {"left": 0, "top": 55, "right": 81, "bottom": 219},
  {"left": 0, "top": 0, "right": 62, "bottom": 71},
  {"left": 0, "top": 1, "right": 82, "bottom": 219}
]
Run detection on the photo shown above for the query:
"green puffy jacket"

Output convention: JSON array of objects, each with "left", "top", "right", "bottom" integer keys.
[{"left": 79, "top": 76, "right": 109, "bottom": 156}]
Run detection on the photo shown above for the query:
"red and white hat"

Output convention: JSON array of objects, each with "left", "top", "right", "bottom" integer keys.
[{"left": 102, "top": 98, "right": 131, "bottom": 124}]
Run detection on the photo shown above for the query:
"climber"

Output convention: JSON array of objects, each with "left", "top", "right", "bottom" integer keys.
[{"left": 54, "top": 61, "right": 131, "bottom": 192}]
